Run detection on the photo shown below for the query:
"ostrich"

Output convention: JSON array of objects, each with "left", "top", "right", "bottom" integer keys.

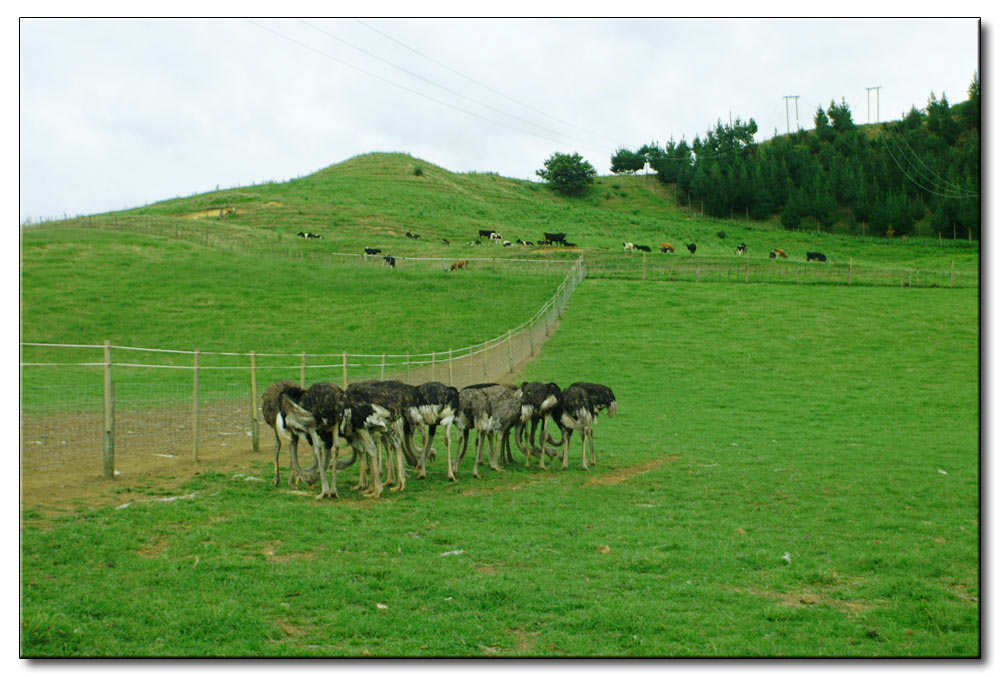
[
  {"left": 478, "top": 383, "right": 523, "bottom": 467},
  {"left": 342, "top": 381, "right": 419, "bottom": 494},
  {"left": 452, "top": 386, "right": 494, "bottom": 479},
  {"left": 262, "top": 379, "right": 317, "bottom": 487},
  {"left": 278, "top": 382, "right": 347, "bottom": 499},
  {"left": 454, "top": 383, "right": 522, "bottom": 473},
  {"left": 414, "top": 381, "right": 460, "bottom": 481},
  {"left": 544, "top": 382, "right": 617, "bottom": 471},
  {"left": 566, "top": 382, "right": 618, "bottom": 466},
  {"left": 515, "top": 381, "right": 561, "bottom": 469},
  {"left": 340, "top": 381, "right": 398, "bottom": 499}
]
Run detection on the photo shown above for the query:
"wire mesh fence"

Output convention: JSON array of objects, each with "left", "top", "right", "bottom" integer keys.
[{"left": 20, "top": 257, "right": 587, "bottom": 475}]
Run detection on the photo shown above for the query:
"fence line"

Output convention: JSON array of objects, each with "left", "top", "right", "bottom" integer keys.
[
  {"left": 20, "top": 256, "right": 587, "bottom": 475},
  {"left": 584, "top": 253, "right": 978, "bottom": 288}
]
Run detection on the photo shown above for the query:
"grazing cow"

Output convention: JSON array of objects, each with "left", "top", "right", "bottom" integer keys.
[
  {"left": 516, "top": 239, "right": 527, "bottom": 245},
  {"left": 406, "top": 231, "right": 420, "bottom": 239},
  {"left": 502, "top": 240, "right": 512, "bottom": 247},
  {"left": 769, "top": 248, "right": 788, "bottom": 259},
  {"left": 543, "top": 232, "right": 567, "bottom": 245},
  {"left": 635, "top": 244, "right": 651, "bottom": 252},
  {"left": 442, "top": 239, "right": 450, "bottom": 245},
  {"left": 806, "top": 251, "right": 827, "bottom": 262},
  {"left": 479, "top": 229, "right": 496, "bottom": 239},
  {"left": 524, "top": 241, "right": 534, "bottom": 246},
  {"left": 490, "top": 232, "right": 503, "bottom": 243},
  {"left": 623, "top": 242, "right": 635, "bottom": 251},
  {"left": 383, "top": 255, "right": 396, "bottom": 268},
  {"left": 364, "top": 247, "right": 382, "bottom": 255},
  {"left": 736, "top": 243, "right": 747, "bottom": 255},
  {"left": 450, "top": 260, "right": 469, "bottom": 271},
  {"left": 660, "top": 242, "right": 675, "bottom": 253},
  {"left": 686, "top": 243, "right": 697, "bottom": 254}
]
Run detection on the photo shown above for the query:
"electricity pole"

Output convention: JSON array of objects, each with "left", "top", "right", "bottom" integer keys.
[
  {"left": 783, "top": 95, "right": 800, "bottom": 134},
  {"left": 866, "top": 86, "right": 882, "bottom": 123}
]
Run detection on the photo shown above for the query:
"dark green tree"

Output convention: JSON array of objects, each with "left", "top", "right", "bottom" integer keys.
[
  {"left": 814, "top": 105, "right": 835, "bottom": 143},
  {"left": 827, "top": 98, "right": 855, "bottom": 133},
  {"left": 536, "top": 152, "right": 597, "bottom": 196},
  {"left": 610, "top": 147, "right": 646, "bottom": 174}
]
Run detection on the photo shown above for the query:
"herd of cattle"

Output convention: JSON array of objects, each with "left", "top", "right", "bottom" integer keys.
[
  {"left": 623, "top": 240, "right": 826, "bottom": 261},
  {"left": 302, "top": 228, "right": 830, "bottom": 269},
  {"left": 262, "top": 378, "right": 617, "bottom": 500}
]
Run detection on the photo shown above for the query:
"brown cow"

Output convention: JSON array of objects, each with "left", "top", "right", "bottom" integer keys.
[
  {"left": 659, "top": 242, "right": 674, "bottom": 253},
  {"left": 450, "top": 260, "right": 469, "bottom": 271}
]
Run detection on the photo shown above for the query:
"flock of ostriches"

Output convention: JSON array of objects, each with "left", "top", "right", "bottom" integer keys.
[{"left": 261, "top": 379, "right": 617, "bottom": 500}]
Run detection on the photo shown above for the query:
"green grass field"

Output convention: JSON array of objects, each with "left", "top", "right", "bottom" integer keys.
[
  {"left": 20, "top": 152, "right": 980, "bottom": 656},
  {"left": 20, "top": 280, "right": 979, "bottom": 657}
]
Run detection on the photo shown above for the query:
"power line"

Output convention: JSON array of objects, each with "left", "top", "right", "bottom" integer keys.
[
  {"left": 878, "top": 129, "right": 977, "bottom": 199},
  {"left": 354, "top": 18, "right": 626, "bottom": 148},
  {"left": 885, "top": 126, "right": 975, "bottom": 197},
  {"left": 299, "top": 19, "right": 615, "bottom": 154},
  {"left": 246, "top": 19, "right": 617, "bottom": 155}
]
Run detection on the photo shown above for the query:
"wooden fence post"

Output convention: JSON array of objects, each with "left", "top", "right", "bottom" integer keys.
[
  {"left": 193, "top": 348, "right": 200, "bottom": 462},
  {"left": 300, "top": 352, "right": 306, "bottom": 387},
  {"left": 449, "top": 349, "right": 454, "bottom": 386},
  {"left": 507, "top": 329, "right": 514, "bottom": 373},
  {"left": 431, "top": 351, "right": 437, "bottom": 381},
  {"left": 103, "top": 340, "right": 115, "bottom": 479},
  {"left": 405, "top": 352, "right": 410, "bottom": 384},
  {"left": 342, "top": 352, "right": 348, "bottom": 388},
  {"left": 250, "top": 351, "right": 259, "bottom": 453},
  {"left": 529, "top": 317, "right": 535, "bottom": 356},
  {"left": 482, "top": 341, "right": 488, "bottom": 381},
  {"left": 380, "top": 354, "right": 386, "bottom": 380}
]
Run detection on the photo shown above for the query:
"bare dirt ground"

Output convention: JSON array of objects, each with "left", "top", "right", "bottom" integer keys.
[{"left": 20, "top": 439, "right": 273, "bottom": 517}]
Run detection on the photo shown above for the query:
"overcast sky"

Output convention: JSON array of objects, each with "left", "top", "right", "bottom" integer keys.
[{"left": 18, "top": 15, "right": 981, "bottom": 222}]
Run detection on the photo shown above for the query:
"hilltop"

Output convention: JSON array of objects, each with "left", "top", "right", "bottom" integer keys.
[{"left": 33, "top": 151, "right": 978, "bottom": 271}]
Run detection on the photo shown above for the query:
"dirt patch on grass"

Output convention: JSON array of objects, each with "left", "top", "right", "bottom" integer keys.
[
  {"left": 746, "top": 587, "right": 885, "bottom": 615},
  {"left": 183, "top": 207, "right": 239, "bottom": 219},
  {"left": 584, "top": 455, "right": 679, "bottom": 487},
  {"left": 263, "top": 541, "right": 319, "bottom": 563},
  {"left": 459, "top": 474, "right": 556, "bottom": 497},
  {"left": 20, "top": 440, "right": 269, "bottom": 519}
]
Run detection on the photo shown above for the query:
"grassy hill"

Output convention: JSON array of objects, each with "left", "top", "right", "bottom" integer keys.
[{"left": 40, "top": 152, "right": 978, "bottom": 270}]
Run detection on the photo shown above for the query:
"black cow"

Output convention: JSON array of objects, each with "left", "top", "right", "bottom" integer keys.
[
  {"left": 686, "top": 243, "right": 697, "bottom": 254},
  {"left": 806, "top": 252, "right": 827, "bottom": 262},
  {"left": 384, "top": 256, "right": 396, "bottom": 268},
  {"left": 635, "top": 244, "right": 651, "bottom": 252},
  {"left": 543, "top": 232, "right": 567, "bottom": 245},
  {"left": 736, "top": 243, "right": 747, "bottom": 255},
  {"left": 365, "top": 247, "right": 382, "bottom": 255},
  {"left": 406, "top": 231, "right": 420, "bottom": 239},
  {"left": 478, "top": 229, "right": 496, "bottom": 239}
]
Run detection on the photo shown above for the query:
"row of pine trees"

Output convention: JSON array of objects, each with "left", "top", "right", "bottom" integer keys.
[{"left": 611, "top": 73, "right": 980, "bottom": 239}]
